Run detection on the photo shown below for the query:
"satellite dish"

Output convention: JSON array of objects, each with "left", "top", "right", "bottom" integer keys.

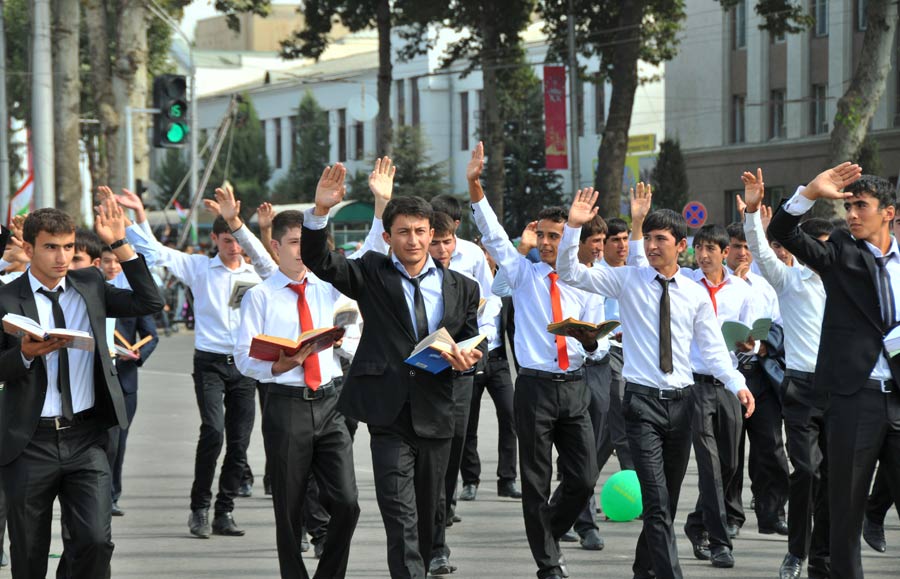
[{"left": 347, "top": 90, "right": 379, "bottom": 122}]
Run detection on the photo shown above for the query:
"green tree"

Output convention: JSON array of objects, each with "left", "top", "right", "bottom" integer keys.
[
  {"left": 649, "top": 139, "right": 689, "bottom": 212},
  {"left": 390, "top": 125, "right": 447, "bottom": 201},
  {"left": 270, "top": 91, "right": 329, "bottom": 204},
  {"left": 152, "top": 148, "right": 192, "bottom": 209}
]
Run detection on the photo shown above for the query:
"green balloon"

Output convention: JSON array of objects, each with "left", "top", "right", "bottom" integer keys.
[{"left": 600, "top": 469, "right": 642, "bottom": 522}]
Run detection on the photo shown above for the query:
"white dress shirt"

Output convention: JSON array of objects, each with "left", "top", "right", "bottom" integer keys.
[
  {"left": 235, "top": 269, "right": 342, "bottom": 386},
  {"left": 472, "top": 198, "right": 607, "bottom": 372},
  {"left": 682, "top": 267, "right": 754, "bottom": 375},
  {"left": 744, "top": 208, "right": 825, "bottom": 373},
  {"left": 449, "top": 237, "right": 500, "bottom": 348},
  {"left": 25, "top": 271, "right": 96, "bottom": 417},
  {"left": 557, "top": 225, "right": 748, "bottom": 394}
]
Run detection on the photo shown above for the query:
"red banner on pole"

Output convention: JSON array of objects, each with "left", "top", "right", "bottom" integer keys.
[{"left": 543, "top": 66, "right": 568, "bottom": 170}]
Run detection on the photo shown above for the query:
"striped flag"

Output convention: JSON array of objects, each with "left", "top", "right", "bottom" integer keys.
[{"left": 7, "top": 172, "right": 34, "bottom": 225}]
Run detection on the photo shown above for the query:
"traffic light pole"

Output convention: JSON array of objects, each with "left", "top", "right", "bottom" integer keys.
[{"left": 125, "top": 106, "right": 160, "bottom": 195}]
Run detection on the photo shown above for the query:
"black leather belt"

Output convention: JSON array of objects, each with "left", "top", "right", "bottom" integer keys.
[
  {"left": 864, "top": 378, "right": 895, "bottom": 393},
  {"left": 518, "top": 368, "right": 584, "bottom": 382},
  {"left": 692, "top": 373, "right": 724, "bottom": 387},
  {"left": 584, "top": 355, "right": 611, "bottom": 367},
  {"left": 488, "top": 348, "right": 507, "bottom": 361},
  {"left": 38, "top": 408, "right": 96, "bottom": 431},
  {"left": 195, "top": 350, "right": 235, "bottom": 365},
  {"left": 268, "top": 379, "right": 340, "bottom": 401},
  {"left": 784, "top": 369, "right": 814, "bottom": 382},
  {"left": 625, "top": 382, "right": 691, "bottom": 400}
]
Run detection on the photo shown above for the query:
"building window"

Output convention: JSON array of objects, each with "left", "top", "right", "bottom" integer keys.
[
  {"left": 857, "top": 0, "right": 868, "bottom": 31},
  {"left": 460, "top": 92, "right": 469, "bottom": 151},
  {"left": 411, "top": 77, "right": 420, "bottom": 126},
  {"left": 338, "top": 108, "right": 347, "bottom": 160},
  {"left": 289, "top": 116, "right": 298, "bottom": 164},
  {"left": 811, "top": 84, "right": 827, "bottom": 134},
  {"left": 771, "top": 29, "right": 786, "bottom": 44},
  {"left": 813, "top": 0, "right": 828, "bottom": 37},
  {"left": 770, "top": 90, "right": 786, "bottom": 140},
  {"left": 274, "top": 118, "right": 282, "bottom": 169},
  {"left": 396, "top": 79, "right": 406, "bottom": 126},
  {"left": 594, "top": 75, "right": 605, "bottom": 134},
  {"left": 732, "top": 0, "right": 747, "bottom": 49},
  {"left": 353, "top": 121, "right": 364, "bottom": 160},
  {"left": 732, "top": 95, "right": 746, "bottom": 144}
]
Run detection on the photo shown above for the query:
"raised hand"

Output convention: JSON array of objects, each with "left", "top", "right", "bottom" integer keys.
[
  {"left": 314, "top": 164, "right": 347, "bottom": 215},
  {"left": 10, "top": 214, "right": 25, "bottom": 241},
  {"left": 568, "top": 187, "right": 600, "bottom": 228},
  {"left": 803, "top": 162, "right": 863, "bottom": 201},
  {"left": 2, "top": 235, "right": 27, "bottom": 265},
  {"left": 369, "top": 156, "right": 396, "bottom": 204},
  {"left": 214, "top": 183, "right": 242, "bottom": 230},
  {"left": 518, "top": 221, "right": 538, "bottom": 255},
  {"left": 94, "top": 195, "right": 127, "bottom": 244},
  {"left": 467, "top": 141, "right": 485, "bottom": 182},
  {"left": 257, "top": 202, "right": 276, "bottom": 230},
  {"left": 735, "top": 193, "right": 747, "bottom": 218},
  {"left": 630, "top": 182, "right": 653, "bottom": 227},
  {"left": 760, "top": 205, "right": 773, "bottom": 230},
  {"left": 202, "top": 198, "right": 221, "bottom": 216},
  {"left": 740, "top": 168, "right": 765, "bottom": 213}
]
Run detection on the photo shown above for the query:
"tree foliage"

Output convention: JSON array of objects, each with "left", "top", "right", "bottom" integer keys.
[
  {"left": 270, "top": 91, "right": 330, "bottom": 204},
  {"left": 716, "top": 0, "right": 814, "bottom": 37},
  {"left": 390, "top": 125, "right": 447, "bottom": 201},
  {"left": 855, "top": 136, "right": 884, "bottom": 177},
  {"left": 152, "top": 148, "right": 192, "bottom": 209},
  {"left": 649, "top": 139, "right": 689, "bottom": 213}
]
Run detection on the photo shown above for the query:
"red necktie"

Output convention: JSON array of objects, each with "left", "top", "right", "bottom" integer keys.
[
  {"left": 701, "top": 277, "right": 727, "bottom": 316},
  {"left": 288, "top": 281, "right": 322, "bottom": 390},
  {"left": 548, "top": 272, "right": 569, "bottom": 371}
]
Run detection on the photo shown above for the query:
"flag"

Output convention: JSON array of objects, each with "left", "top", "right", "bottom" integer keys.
[
  {"left": 172, "top": 200, "right": 197, "bottom": 245},
  {"left": 7, "top": 172, "right": 34, "bottom": 225},
  {"left": 543, "top": 66, "right": 568, "bottom": 170}
]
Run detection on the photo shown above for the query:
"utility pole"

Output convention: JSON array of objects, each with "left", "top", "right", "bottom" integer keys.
[
  {"left": 0, "top": 1, "right": 10, "bottom": 221},
  {"left": 32, "top": 0, "right": 55, "bottom": 208},
  {"left": 566, "top": 0, "right": 580, "bottom": 196}
]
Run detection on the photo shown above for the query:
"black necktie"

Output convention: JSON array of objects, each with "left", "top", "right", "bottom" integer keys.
[
  {"left": 876, "top": 256, "right": 896, "bottom": 328},
  {"left": 656, "top": 276, "right": 673, "bottom": 374},
  {"left": 37, "top": 287, "right": 74, "bottom": 420},
  {"left": 408, "top": 273, "right": 430, "bottom": 341}
]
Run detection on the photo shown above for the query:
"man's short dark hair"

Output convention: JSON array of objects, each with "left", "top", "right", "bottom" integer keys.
[
  {"left": 693, "top": 223, "right": 729, "bottom": 250},
  {"left": 800, "top": 217, "right": 834, "bottom": 239},
  {"left": 606, "top": 217, "right": 629, "bottom": 240},
  {"left": 431, "top": 194, "right": 464, "bottom": 222},
  {"left": 580, "top": 215, "right": 608, "bottom": 243},
  {"left": 537, "top": 206, "right": 568, "bottom": 224},
  {"left": 212, "top": 216, "right": 231, "bottom": 236},
  {"left": 23, "top": 208, "right": 76, "bottom": 245},
  {"left": 272, "top": 210, "right": 304, "bottom": 242},
  {"left": 726, "top": 222, "right": 746, "bottom": 243},
  {"left": 845, "top": 174, "right": 896, "bottom": 210},
  {"left": 75, "top": 228, "right": 104, "bottom": 260},
  {"left": 383, "top": 196, "right": 434, "bottom": 233},
  {"left": 642, "top": 209, "right": 688, "bottom": 243},
  {"left": 432, "top": 211, "right": 456, "bottom": 237}
]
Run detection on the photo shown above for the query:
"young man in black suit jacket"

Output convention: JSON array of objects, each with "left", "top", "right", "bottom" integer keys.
[
  {"left": 767, "top": 163, "right": 900, "bottom": 579},
  {"left": 301, "top": 164, "right": 483, "bottom": 578},
  {"left": 0, "top": 202, "right": 164, "bottom": 579}
]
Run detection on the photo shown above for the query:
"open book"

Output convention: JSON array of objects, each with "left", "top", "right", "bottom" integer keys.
[
  {"left": 547, "top": 318, "right": 621, "bottom": 339},
  {"left": 114, "top": 330, "right": 153, "bottom": 361},
  {"left": 884, "top": 326, "right": 900, "bottom": 358},
  {"left": 721, "top": 318, "right": 773, "bottom": 351},
  {"left": 228, "top": 280, "right": 258, "bottom": 309},
  {"left": 405, "top": 327, "right": 486, "bottom": 374},
  {"left": 2, "top": 313, "right": 95, "bottom": 352},
  {"left": 249, "top": 326, "right": 346, "bottom": 362},
  {"left": 333, "top": 305, "right": 359, "bottom": 328}
]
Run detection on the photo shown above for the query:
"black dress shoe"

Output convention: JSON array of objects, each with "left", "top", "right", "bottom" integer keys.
[
  {"left": 313, "top": 541, "right": 325, "bottom": 559},
  {"left": 498, "top": 480, "right": 522, "bottom": 498},
  {"left": 560, "top": 528, "right": 578, "bottom": 542},
  {"left": 212, "top": 512, "right": 245, "bottom": 536},
  {"left": 111, "top": 502, "right": 125, "bottom": 517},
  {"left": 428, "top": 555, "right": 457, "bottom": 575},
  {"left": 264, "top": 480, "right": 273, "bottom": 496},
  {"left": 237, "top": 482, "right": 253, "bottom": 498},
  {"left": 760, "top": 520, "right": 789, "bottom": 536},
  {"left": 709, "top": 546, "right": 734, "bottom": 568},
  {"left": 458, "top": 483, "right": 478, "bottom": 501},
  {"left": 726, "top": 523, "right": 740, "bottom": 539},
  {"left": 580, "top": 528, "right": 605, "bottom": 550},
  {"left": 863, "top": 516, "right": 887, "bottom": 552},
  {"left": 779, "top": 553, "right": 802, "bottom": 579},
  {"left": 559, "top": 549, "right": 569, "bottom": 577},
  {"left": 684, "top": 526, "right": 711, "bottom": 561},
  {"left": 188, "top": 509, "right": 211, "bottom": 539}
]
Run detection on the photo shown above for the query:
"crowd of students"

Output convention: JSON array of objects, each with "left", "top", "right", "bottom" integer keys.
[{"left": 0, "top": 147, "right": 898, "bottom": 579}]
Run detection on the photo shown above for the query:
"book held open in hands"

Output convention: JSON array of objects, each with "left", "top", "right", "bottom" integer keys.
[
  {"left": 249, "top": 326, "right": 346, "bottom": 362},
  {"left": 228, "top": 280, "right": 258, "bottom": 309},
  {"left": 2, "top": 313, "right": 95, "bottom": 351},
  {"left": 720, "top": 318, "right": 772, "bottom": 351},
  {"left": 113, "top": 330, "right": 154, "bottom": 360},
  {"left": 546, "top": 318, "right": 621, "bottom": 339},
  {"left": 404, "top": 327, "right": 487, "bottom": 374}
]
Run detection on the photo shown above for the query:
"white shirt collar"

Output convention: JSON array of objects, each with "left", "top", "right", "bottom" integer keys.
[
  {"left": 391, "top": 254, "right": 439, "bottom": 280},
  {"left": 210, "top": 253, "right": 255, "bottom": 273},
  {"left": 273, "top": 268, "right": 320, "bottom": 288},
  {"left": 864, "top": 237, "right": 900, "bottom": 261},
  {"left": 27, "top": 268, "right": 67, "bottom": 293}
]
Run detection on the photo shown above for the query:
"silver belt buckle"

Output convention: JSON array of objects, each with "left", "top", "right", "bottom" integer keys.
[
  {"left": 881, "top": 380, "right": 893, "bottom": 394},
  {"left": 659, "top": 389, "right": 678, "bottom": 400},
  {"left": 55, "top": 417, "right": 71, "bottom": 431}
]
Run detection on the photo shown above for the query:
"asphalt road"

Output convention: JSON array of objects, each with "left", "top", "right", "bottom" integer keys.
[{"left": 21, "top": 330, "right": 900, "bottom": 578}]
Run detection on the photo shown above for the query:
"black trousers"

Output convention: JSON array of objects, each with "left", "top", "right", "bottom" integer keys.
[
  {"left": 597, "top": 346, "right": 634, "bottom": 471},
  {"left": 516, "top": 372, "right": 597, "bottom": 579},
  {"left": 302, "top": 476, "right": 330, "bottom": 545},
  {"left": 623, "top": 384, "right": 694, "bottom": 579},
  {"left": 781, "top": 371, "right": 829, "bottom": 564},
  {"left": 828, "top": 385, "right": 900, "bottom": 579},
  {"left": 0, "top": 420, "right": 113, "bottom": 579},
  {"left": 684, "top": 379, "right": 742, "bottom": 551},
  {"left": 549, "top": 359, "right": 611, "bottom": 536},
  {"left": 461, "top": 352, "right": 518, "bottom": 485},
  {"left": 432, "top": 375, "right": 475, "bottom": 560},
  {"left": 107, "top": 381, "right": 138, "bottom": 504},
  {"left": 727, "top": 363, "right": 789, "bottom": 529},
  {"left": 190, "top": 351, "right": 257, "bottom": 514},
  {"left": 243, "top": 381, "right": 272, "bottom": 492},
  {"left": 369, "top": 404, "right": 452, "bottom": 579},
  {"left": 263, "top": 383, "right": 360, "bottom": 579},
  {"left": 866, "top": 465, "right": 900, "bottom": 524}
]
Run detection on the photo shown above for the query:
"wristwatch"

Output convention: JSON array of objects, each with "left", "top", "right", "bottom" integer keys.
[{"left": 109, "top": 238, "right": 129, "bottom": 249}]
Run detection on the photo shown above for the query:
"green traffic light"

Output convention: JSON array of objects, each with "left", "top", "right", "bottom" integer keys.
[
  {"left": 169, "top": 103, "right": 184, "bottom": 118},
  {"left": 166, "top": 122, "right": 188, "bottom": 143}
]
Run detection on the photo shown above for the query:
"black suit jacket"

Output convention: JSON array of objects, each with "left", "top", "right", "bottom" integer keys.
[
  {"left": 114, "top": 314, "right": 159, "bottom": 394},
  {"left": 0, "top": 257, "right": 164, "bottom": 465},
  {"left": 301, "top": 225, "right": 481, "bottom": 439},
  {"left": 768, "top": 207, "right": 896, "bottom": 396}
]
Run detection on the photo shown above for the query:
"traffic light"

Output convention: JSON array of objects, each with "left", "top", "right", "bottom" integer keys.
[{"left": 153, "top": 74, "right": 189, "bottom": 148}]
